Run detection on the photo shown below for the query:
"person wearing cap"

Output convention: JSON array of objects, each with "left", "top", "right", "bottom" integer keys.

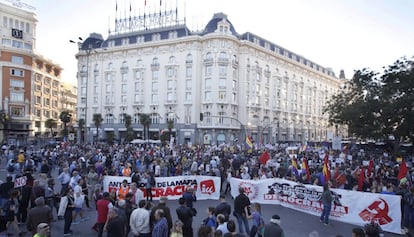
[
  {"left": 96, "top": 191, "right": 114, "bottom": 237},
  {"left": 262, "top": 214, "right": 285, "bottom": 237},
  {"left": 33, "top": 223, "right": 50, "bottom": 237}
]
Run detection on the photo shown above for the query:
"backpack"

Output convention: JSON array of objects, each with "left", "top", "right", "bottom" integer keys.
[{"left": 7, "top": 164, "right": 15, "bottom": 172}]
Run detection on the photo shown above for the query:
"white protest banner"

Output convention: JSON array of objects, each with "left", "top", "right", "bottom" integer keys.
[
  {"left": 103, "top": 175, "right": 220, "bottom": 201},
  {"left": 14, "top": 176, "right": 27, "bottom": 188},
  {"left": 230, "top": 178, "right": 402, "bottom": 234}
]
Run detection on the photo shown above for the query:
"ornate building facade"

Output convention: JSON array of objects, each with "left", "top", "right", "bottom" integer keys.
[
  {"left": 75, "top": 12, "right": 342, "bottom": 145},
  {"left": 1, "top": 2, "right": 76, "bottom": 144}
]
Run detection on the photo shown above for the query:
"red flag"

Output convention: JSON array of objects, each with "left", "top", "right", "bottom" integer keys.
[
  {"left": 302, "top": 158, "right": 311, "bottom": 182},
  {"left": 398, "top": 159, "right": 408, "bottom": 180},
  {"left": 367, "top": 159, "right": 374, "bottom": 177},
  {"left": 322, "top": 154, "right": 330, "bottom": 183},
  {"left": 259, "top": 150, "right": 270, "bottom": 165},
  {"left": 358, "top": 167, "right": 365, "bottom": 191}
]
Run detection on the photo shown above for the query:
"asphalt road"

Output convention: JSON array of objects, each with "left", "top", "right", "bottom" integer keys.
[{"left": 0, "top": 164, "right": 404, "bottom": 237}]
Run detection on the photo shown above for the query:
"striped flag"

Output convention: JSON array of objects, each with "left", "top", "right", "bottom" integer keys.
[
  {"left": 245, "top": 136, "right": 253, "bottom": 153},
  {"left": 292, "top": 157, "right": 299, "bottom": 177},
  {"left": 302, "top": 158, "right": 311, "bottom": 182},
  {"left": 322, "top": 153, "right": 330, "bottom": 184}
]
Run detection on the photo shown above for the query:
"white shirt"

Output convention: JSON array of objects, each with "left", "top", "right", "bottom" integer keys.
[
  {"left": 217, "top": 223, "right": 229, "bottom": 235},
  {"left": 154, "top": 165, "right": 161, "bottom": 176},
  {"left": 130, "top": 208, "right": 151, "bottom": 235},
  {"left": 133, "top": 188, "right": 144, "bottom": 206}
]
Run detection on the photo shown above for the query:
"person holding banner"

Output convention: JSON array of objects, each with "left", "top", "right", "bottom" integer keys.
[{"left": 319, "top": 183, "right": 333, "bottom": 226}]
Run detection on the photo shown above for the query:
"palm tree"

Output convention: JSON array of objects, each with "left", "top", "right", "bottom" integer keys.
[
  {"left": 0, "top": 110, "right": 10, "bottom": 142},
  {"left": 139, "top": 113, "right": 151, "bottom": 142},
  {"left": 59, "top": 110, "right": 72, "bottom": 139},
  {"left": 45, "top": 119, "right": 57, "bottom": 137},
  {"left": 78, "top": 118, "right": 85, "bottom": 143},
  {"left": 92, "top": 113, "right": 103, "bottom": 143},
  {"left": 123, "top": 113, "right": 133, "bottom": 142}
]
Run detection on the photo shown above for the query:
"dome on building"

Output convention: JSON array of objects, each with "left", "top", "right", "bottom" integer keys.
[
  {"left": 202, "top": 12, "right": 239, "bottom": 36},
  {"left": 81, "top": 33, "right": 104, "bottom": 50}
]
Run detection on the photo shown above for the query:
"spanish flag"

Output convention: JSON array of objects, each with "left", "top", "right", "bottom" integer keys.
[
  {"left": 245, "top": 136, "right": 253, "bottom": 153},
  {"left": 322, "top": 153, "right": 330, "bottom": 184},
  {"left": 292, "top": 157, "right": 299, "bottom": 177},
  {"left": 302, "top": 158, "right": 311, "bottom": 182}
]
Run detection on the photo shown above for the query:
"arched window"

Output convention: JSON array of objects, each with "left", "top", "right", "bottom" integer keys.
[
  {"left": 136, "top": 59, "right": 143, "bottom": 67},
  {"left": 122, "top": 61, "right": 128, "bottom": 67},
  {"left": 108, "top": 62, "right": 113, "bottom": 69},
  {"left": 186, "top": 54, "right": 192, "bottom": 63},
  {"left": 152, "top": 57, "right": 159, "bottom": 65},
  {"left": 169, "top": 56, "right": 176, "bottom": 64},
  {"left": 94, "top": 64, "right": 99, "bottom": 71},
  {"left": 81, "top": 65, "right": 87, "bottom": 72},
  {"left": 206, "top": 52, "right": 213, "bottom": 60},
  {"left": 219, "top": 51, "right": 228, "bottom": 59}
]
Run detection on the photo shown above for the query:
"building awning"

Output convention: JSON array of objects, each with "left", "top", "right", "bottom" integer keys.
[{"left": 104, "top": 128, "right": 114, "bottom": 131}]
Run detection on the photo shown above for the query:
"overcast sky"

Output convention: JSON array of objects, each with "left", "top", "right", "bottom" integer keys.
[{"left": 10, "top": 0, "right": 414, "bottom": 84}]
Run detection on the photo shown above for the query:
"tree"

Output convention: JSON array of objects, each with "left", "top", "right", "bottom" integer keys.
[
  {"left": 78, "top": 118, "right": 85, "bottom": 143},
  {"left": 59, "top": 110, "right": 72, "bottom": 139},
  {"left": 0, "top": 110, "right": 10, "bottom": 142},
  {"left": 45, "top": 119, "right": 57, "bottom": 137},
  {"left": 123, "top": 113, "right": 134, "bottom": 143},
  {"left": 324, "top": 56, "right": 414, "bottom": 147},
  {"left": 139, "top": 113, "right": 151, "bottom": 142},
  {"left": 92, "top": 113, "right": 103, "bottom": 143}
]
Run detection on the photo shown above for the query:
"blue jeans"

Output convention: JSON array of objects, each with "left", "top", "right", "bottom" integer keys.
[
  {"left": 320, "top": 203, "right": 331, "bottom": 224},
  {"left": 236, "top": 214, "right": 250, "bottom": 234}
]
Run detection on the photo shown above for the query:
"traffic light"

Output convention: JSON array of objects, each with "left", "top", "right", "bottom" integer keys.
[{"left": 200, "top": 113, "right": 203, "bottom": 121}]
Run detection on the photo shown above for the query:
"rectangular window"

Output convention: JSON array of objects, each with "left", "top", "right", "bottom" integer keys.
[
  {"left": 167, "top": 92, "right": 173, "bottom": 101},
  {"left": 151, "top": 94, "right": 158, "bottom": 103},
  {"left": 121, "top": 95, "right": 127, "bottom": 104},
  {"left": 94, "top": 86, "right": 98, "bottom": 94},
  {"left": 10, "top": 79, "right": 24, "bottom": 88},
  {"left": 121, "top": 84, "right": 127, "bottom": 93},
  {"left": 52, "top": 100, "right": 58, "bottom": 108},
  {"left": 186, "top": 67, "right": 192, "bottom": 77},
  {"left": 11, "top": 92, "right": 24, "bottom": 102},
  {"left": 3, "top": 16, "right": 7, "bottom": 27},
  {"left": 232, "top": 93, "right": 237, "bottom": 103},
  {"left": 152, "top": 70, "right": 159, "bottom": 80},
  {"left": 11, "top": 56, "right": 24, "bottom": 64},
  {"left": 106, "top": 95, "right": 111, "bottom": 104},
  {"left": 167, "top": 80, "right": 174, "bottom": 90},
  {"left": 35, "top": 84, "right": 41, "bottom": 91},
  {"left": 219, "top": 65, "right": 227, "bottom": 76},
  {"left": 36, "top": 96, "right": 41, "bottom": 104},
  {"left": 219, "top": 91, "right": 226, "bottom": 101},
  {"left": 135, "top": 70, "right": 142, "bottom": 79},
  {"left": 94, "top": 75, "right": 99, "bottom": 84},
  {"left": 81, "top": 87, "right": 86, "bottom": 96},
  {"left": 105, "top": 73, "right": 112, "bottom": 82},
  {"left": 185, "top": 79, "right": 192, "bottom": 90},
  {"left": 219, "top": 78, "right": 226, "bottom": 88},
  {"left": 122, "top": 73, "right": 127, "bottom": 82},
  {"left": 12, "top": 40, "right": 23, "bottom": 48},
  {"left": 44, "top": 110, "right": 50, "bottom": 118},
  {"left": 167, "top": 68, "right": 175, "bottom": 77},
  {"left": 185, "top": 92, "right": 192, "bottom": 101},
  {"left": 93, "top": 97, "right": 98, "bottom": 104},
  {"left": 25, "top": 22, "right": 30, "bottom": 33},
  {"left": 11, "top": 107, "right": 24, "bottom": 117},
  {"left": 2, "top": 39, "right": 11, "bottom": 46},
  {"left": 204, "top": 91, "right": 212, "bottom": 101},
  {"left": 44, "top": 88, "right": 50, "bottom": 94},
  {"left": 44, "top": 98, "right": 50, "bottom": 106},
  {"left": 10, "top": 68, "right": 24, "bottom": 77},
  {"left": 152, "top": 81, "right": 158, "bottom": 92},
  {"left": 105, "top": 84, "right": 111, "bottom": 93},
  {"left": 205, "top": 78, "right": 212, "bottom": 89},
  {"left": 36, "top": 110, "right": 41, "bottom": 118},
  {"left": 205, "top": 66, "right": 212, "bottom": 76},
  {"left": 135, "top": 82, "right": 140, "bottom": 92}
]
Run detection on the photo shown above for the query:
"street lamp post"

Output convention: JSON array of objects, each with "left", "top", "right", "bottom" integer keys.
[{"left": 70, "top": 38, "right": 95, "bottom": 144}]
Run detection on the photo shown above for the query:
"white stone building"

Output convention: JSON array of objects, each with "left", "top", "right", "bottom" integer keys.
[{"left": 75, "top": 12, "right": 342, "bottom": 145}]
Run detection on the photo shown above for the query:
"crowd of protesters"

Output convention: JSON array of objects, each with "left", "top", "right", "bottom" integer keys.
[{"left": 0, "top": 141, "right": 413, "bottom": 237}]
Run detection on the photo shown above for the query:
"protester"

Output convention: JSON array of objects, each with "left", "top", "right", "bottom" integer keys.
[
  {"left": 96, "top": 191, "right": 113, "bottom": 237},
  {"left": 58, "top": 187, "right": 75, "bottom": 236},
  {"left": 234, "top": 187, "right": 250, "bottom": 234},
  {"left": 152, "top": 209, "right": 169, "bottom": 237},
  {"left": 26, "top": 197, "right": 53, "bottom": 236},
  {"left": 319, "top": 183, "right": 333, "bottom": 225},
  {"left": 216, "top": 214, "right": 229, "bottom": 235},
  {"left": 215, "top": 195, "right": 231, "bottom": 222},
  {"left": 176, "top": 197, "right": 194, "bottom": 237},
  {"left": 262, "top": 214, "right": 284, "bottom": 237},
  {"left": 105, "top": 206, "right": 126, "bottom": 237},
  {"left": 182, "top": 187, "right": 197, "bottom": 216},
  {"left": 130, "top": 200, "right": 151, "bottom": 237},
  {"left": 170, "top": 220, "right": 184, "bottom": 237},
  {"left": 150, "top": 196, "right": 173, "bottom": 234},
  {"left": 33, "top": 223, "right": 50, "bottom": 237}
]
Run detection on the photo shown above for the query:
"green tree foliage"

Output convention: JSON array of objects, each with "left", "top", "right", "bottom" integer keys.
[
  {"left": 59, "top": 111, "right": 72, "bottom": 138},
  {"left": 123, "top": 113, "right": 134, "bottom": 142},
  {"left": 324, "top": 56, "right": 414, "bottom": 142},
  {"left": 45, "top": 119, "right": 57, "bottom": 137},
  {"left": 92, "top": 113, "right": 103, "bottom": 143},
  {"left": 139, "top": 113, "right": 151, "bottom": 141}
]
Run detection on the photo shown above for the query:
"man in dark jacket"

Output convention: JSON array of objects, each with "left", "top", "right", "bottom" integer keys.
[
  {"left": 176, "top": 197, "right": 193, "bottom": 237},
  {"left": 215, "top": 195, "right": 231, "bottom": 222},
  {"left": 233, "top": 187, "right": 250, "bottom": 234},
  {"left": 263, "top": 214, "right": 285, "bottom": 237},
  {"left": 0, "top": 176, "right": 14, "bottom": 208},
  {"left": 182, "top": 187, "right": 197, "bottom": 216},
  {"left": 150, "top": 196, "right": 172, "bottom": 234},
  {"left": 26, "top": 197, "right": 53, "bottom": 236}
]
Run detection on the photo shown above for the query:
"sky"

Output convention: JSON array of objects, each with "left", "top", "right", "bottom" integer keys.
[{"left": 8, "top": 0, "right": 414, "bottom": 84}]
